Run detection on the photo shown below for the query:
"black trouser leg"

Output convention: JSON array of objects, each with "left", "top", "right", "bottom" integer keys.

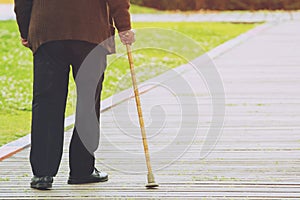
[
  {"left": 69, "top": 76, "right": 104, "bottom": 177},
  {"left": 30, "top": 42, "right": 70, "bottom": 177},
  {"left": 68, "top": 43, "right": 107, "bottom": 177}
]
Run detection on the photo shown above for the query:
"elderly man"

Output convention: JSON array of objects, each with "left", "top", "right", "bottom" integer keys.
[{"left": 14, "top": 0, "right": 135, "bottom": 190}]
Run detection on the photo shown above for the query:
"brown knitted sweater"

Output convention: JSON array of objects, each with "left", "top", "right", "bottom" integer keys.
[{"left": 14, "top": 0, "right": 131, "bottom": 54}]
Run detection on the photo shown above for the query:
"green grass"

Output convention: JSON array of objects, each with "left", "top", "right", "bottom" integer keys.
[{"left": 0, "top": 21, "right": 256, "bottom": 146}]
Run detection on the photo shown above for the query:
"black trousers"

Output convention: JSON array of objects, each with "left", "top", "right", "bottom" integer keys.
[{"left": 30, "top": 40, "right": 107, "bottom": 177}]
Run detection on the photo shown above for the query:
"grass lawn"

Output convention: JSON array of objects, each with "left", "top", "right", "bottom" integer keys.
[{"left": 0, "top": 21, "right": 256, "bottom": 146}]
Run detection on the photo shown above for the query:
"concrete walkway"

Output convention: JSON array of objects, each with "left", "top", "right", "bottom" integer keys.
[
  {"left": 0, "top": 18, "right": 300, "bottom": 199},
  {"left": 1, "top": 3, "right": 300, "bottom": 22},
  {"left": 0, "top": 4, "right": 13, "bottom": 20},
  {"left": 132, "top": 11, "right": 300, "bottom": 22}
]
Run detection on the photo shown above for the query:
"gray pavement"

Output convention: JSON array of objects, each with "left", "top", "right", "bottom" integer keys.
[
  {"left": 0, "top": 4, "right": 14, "bottom": 20},
  {"left": 132, "top": 11, "right": 300, "bottom": 22},
  {"left": 0, "top": 17, "right": 300, "bottom": 199}
]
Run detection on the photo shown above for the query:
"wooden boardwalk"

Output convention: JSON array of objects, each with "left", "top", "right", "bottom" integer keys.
[{"left": 1, "top": 21, "right": 300, "bottom": 199}]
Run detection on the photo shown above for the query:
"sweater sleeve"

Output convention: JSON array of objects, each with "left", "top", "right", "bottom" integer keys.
[
  {"left": 106, "top": 0, "right": 131, "bottom": 32},
  {"left": 14, "top": 0, "right": 33, "bottom": 39}
]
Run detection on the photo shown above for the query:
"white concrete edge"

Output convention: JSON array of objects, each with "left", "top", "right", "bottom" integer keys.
[{"left": 0, "top": 22, "right": 274, "bottom": 160}]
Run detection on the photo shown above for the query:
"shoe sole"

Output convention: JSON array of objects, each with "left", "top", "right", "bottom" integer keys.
[
  {"left": 31, "top": 183, "right": 52, "bottom": 190},
  {"left": 68, "top": 177, "right": 108, "bottom": 184}
]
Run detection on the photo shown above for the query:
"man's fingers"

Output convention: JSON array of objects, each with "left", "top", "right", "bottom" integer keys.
[
  {"left": 22, "top": 41, "right": 29, "bottom": 47},
  {"left": 21, "top": 38, "right": 30, "bottom": 48}
]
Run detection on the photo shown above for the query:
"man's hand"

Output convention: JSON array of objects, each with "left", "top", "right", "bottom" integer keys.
[
  {"left": 21, "top": 38, "right": 30, "bottom": 48},
  {"left": 119, "top": 30, "right": 135, "bottom": 45}
]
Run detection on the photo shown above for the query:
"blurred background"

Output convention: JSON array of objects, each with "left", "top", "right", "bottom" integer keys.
[{"left": 131, "top": 0, "right": 300, "bottom": 10}]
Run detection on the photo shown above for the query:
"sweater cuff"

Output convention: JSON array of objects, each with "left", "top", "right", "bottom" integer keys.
[{"left": 117, "top": 25, "right": 132, "bottom": 32}]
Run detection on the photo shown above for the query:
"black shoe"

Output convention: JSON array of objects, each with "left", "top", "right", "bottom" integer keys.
[
  {"left": 30, "top": 176, "right": 53, "bottom": 190},
  {"left": 68, "top": 168, "right": 108, "bottom": 184}
]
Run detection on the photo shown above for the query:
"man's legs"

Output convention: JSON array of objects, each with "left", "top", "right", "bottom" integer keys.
[{"left": 30, "top": 41, "right": 70, "bottom": 177}]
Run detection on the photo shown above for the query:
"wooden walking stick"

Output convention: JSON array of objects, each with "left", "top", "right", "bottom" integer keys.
[{"left": 126, "top": 44, "right": 159, "bottom": 189}]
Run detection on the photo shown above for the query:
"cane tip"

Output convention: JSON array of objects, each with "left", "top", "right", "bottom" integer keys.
[{"left": 146, "top": 182, "right": 159, "bottom": 189}]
